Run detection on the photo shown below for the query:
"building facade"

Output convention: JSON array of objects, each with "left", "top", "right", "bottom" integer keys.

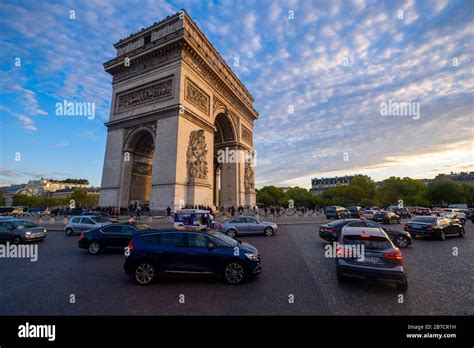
[{"left": 99, "top": 10, "right": 258, "bottom": 211}]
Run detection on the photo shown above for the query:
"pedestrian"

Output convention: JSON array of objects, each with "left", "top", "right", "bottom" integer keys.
[{"left": 166, "top": 206, "right": 171, "bottom": 217}]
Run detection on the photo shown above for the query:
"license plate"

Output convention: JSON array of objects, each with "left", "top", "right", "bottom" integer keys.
[{"left": 358, "top": 256, "right": 380, "bottom": 263}]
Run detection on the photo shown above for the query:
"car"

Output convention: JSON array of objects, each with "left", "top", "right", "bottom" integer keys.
[
  {"left": 319, "top": 219, "right": 362, "bottom": 242},
  {"left": 404, "top": 216, "right": 464, "bottom": 240},
  {"left": 0, "top": 219, "right": 47, "bottom": 244},
  {"left": 214, "top": 216, "right": 277, "bottom": 238},
  {"left": 335, "top": 226, "right": 408, "bottom": 291},
  {"left": 325, "top": 206, "right": 351, "bottom": 220},
  {"left": 83, "top": 211, "right": 119, "bottom": 223},
  {"left": 373, "top": 211, "right": 400, "bottom": 224},
  {"left": 78, "top": 223, "right": 151, "bottom": 255},
  {"left": 390, "top": 207, "right": 411, "bottom": 218},
  {"left": 441, "top": 208, "right": 466, "bottom": 224},
  {"left": 343, "top": 220, "right": 412, "bottom": 248},
  {"left": 362, "top": 209, "right": 376, "bottom": 220},
  {"left": 346, "top": 206, "right": 363, "bottom": 218},
  {"left": 412, "top": 207, "right": 431, "bottom": 216},
  {"left": 64, "top": 215, "right": 112, "bottom": 236},
  {"left": 123, "top": 229, "right": 261, "bottom": 285}
]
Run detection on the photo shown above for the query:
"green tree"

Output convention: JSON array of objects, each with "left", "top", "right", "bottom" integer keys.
[
  {"left": 256, "top": 186, "right": 285, "bottom": 205},
  {"left": 256, "top": 191, "right": 273, "bottom": 206},
  {"left": 424, "top": 178, "right": 465, "bottom": 206},
  {"left": 0, "top": 188, "right": 5, "bottom": 206}
]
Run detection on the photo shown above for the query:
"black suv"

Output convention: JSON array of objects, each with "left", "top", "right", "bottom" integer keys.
[
  {"left": 124, "top": 229, "right": 261, "bottom": 285},
  {"left": 325, "top": 206, "right": 351, "bottom": 219}
]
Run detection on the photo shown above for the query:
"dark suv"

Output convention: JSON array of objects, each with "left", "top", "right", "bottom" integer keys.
[
  {"left": 346, "top": 206, "right": 362, "bottom": 218},
  {"left": 124, "top": 229, "right": 261, "bottom": 285},
  {"left": 336, "top": 226, "right": 408, "bottom": 291},
  {"left": 374, "top": 211, "right": 400, "bottom": 224},
  {"left": 325, "top": 206, "right": 351, "bottom": 220}
]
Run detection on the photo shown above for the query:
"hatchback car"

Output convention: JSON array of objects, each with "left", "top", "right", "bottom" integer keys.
[
  {"left": 374, "top": 211, "right": 400, "bottom": 224},
  {"left": 0, "top": 219, "right": 47, "bottom": 244},
  {"left": 336, "top": 226, "right": 408, "bottom": 291},
  {"left": 325, "top": 206, "right": 351, "bottom": 220},
  {"left": 215, "top": 216, "right": 277, "bottom": 238},
  {"left": 78, "top": 223, "right": 151, "bottom": 254},
  {"left": 124, "top": 229, "right": 261, "bottom": 285},
  {"left": 64, "top": 215, "right": 112, "bottom": 236},
  {"left": 404, "top": 216, "right": 464, "bottom": 240}
]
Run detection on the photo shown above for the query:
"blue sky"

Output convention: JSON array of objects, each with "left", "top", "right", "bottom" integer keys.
[{"left": 0, "top": 0, "right": 473, "bottom": 188}]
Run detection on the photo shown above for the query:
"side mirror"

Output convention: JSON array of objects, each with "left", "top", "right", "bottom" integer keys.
[{"left": 207, "top": 242, "right": 215, "bottom": 250}]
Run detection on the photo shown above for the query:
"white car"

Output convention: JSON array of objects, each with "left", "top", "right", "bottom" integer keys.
[
  {"left": 363, "top": 210, "right": 376, "bottom": 220},
  {"left": 64, "top": 215, "right": 112, "bottom": 236},
  {"left": 442, "top": 209, "right": 466, "bottom": 222}
]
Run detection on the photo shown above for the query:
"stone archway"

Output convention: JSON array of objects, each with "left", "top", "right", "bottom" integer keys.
[
  {"left": 119, "top": 127, "right": 155, "bottom": 208},
  {"left": 99, "top": 10, "right": 258, "bottom": 212},
  {"left": 213, "top": 112, "right": 237, "bottom": 208}
]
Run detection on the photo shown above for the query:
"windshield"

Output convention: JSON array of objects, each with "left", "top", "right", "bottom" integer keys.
[
  {"left": 15, "top": 221, "right": 38, "bottom": 229},
  {"left": 209, "top": 231, "right": 238, "bottom": 246}
]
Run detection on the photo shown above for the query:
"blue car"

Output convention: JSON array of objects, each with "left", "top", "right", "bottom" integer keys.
[{"left": 123, "top": 229, "right": 261, "bottom": 285}]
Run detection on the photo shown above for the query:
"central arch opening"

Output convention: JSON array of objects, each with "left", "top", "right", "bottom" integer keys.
[
  {"left": 214, "top": 113, "right": 235, "bottom": 208},
  {"left": 128, "top": 130, "right": 154, "bottom": 209}
]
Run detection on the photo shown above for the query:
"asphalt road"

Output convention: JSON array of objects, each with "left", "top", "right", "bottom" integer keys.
[{"left": 0, "top": 219, "right": 472, "bottom": 315}]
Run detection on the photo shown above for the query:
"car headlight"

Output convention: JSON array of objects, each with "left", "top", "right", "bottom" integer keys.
[
  {"left": 25, "top": 231, "right": 31, "bottom": 238},
  {"left": 245, "top": 253, "right": 259, "bottom": 261}
]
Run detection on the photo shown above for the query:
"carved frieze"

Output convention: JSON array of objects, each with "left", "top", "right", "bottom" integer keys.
[
  {"left": 185, "top": 78, "right": 210, "bottom": 115},
  {"left": 241, "top": 126, "right": 253, "bottom": 145},
  {"left": 113, "top": 46, "right": 181, "bottom": 83},
  {"left": 187, "top": 130, "right": 208, "bottom": 181},
  {"left": 116, "top": 78, "right": 172, "bottom": 112}
]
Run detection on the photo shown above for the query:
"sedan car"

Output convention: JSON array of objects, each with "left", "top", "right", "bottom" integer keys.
[
  {"left": 79, "top": 223, "right": 151, "bottom": 254},
  {"left": 404, "top": 216, "right": 464, "bottom": 240},
  {"left": 346, "top": 206, "right": 363, "bottom": 218},
  {"left": 214, "top": 216, "right": 277, "bottom": 238},
  {"left": 0, "top": 219, "right": 47, "bottom": 244},
  {"left": 325, "top": 206, "right": 351, "bottom": 220},
  {"left": 64, "top": 215, "right": 112, "bottom": 236},
  {"left": 373, "top": 211, "right": 400, "bottom": 224},
  {"left": 336, "top": 226, "right": 408, "bottom": 291},
  {"left": 319, "top": 219, "right": 361, "bottom": 242},
  {"left": 124, "top": 229, "right": 261, "bottom": 285},
  {"left": 362, "top": 210, "right": 376, "bottom": 220},
  {"left": 343, "top": 220, "right": 412, "bottom": 248}
]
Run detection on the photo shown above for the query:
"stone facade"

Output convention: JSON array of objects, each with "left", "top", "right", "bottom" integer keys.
[{"left": 99, "top": 10, "right": 257, "bottom": 211}]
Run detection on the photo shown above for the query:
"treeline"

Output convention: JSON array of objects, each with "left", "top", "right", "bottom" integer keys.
[
  {"left": 45, "top": 178, "right": 89, "bottom": 185},
  {"left": 9, "top": 189, "right": 98, "bottom": 208},
  {"left": 257, "top": 176, "right": 474, "bottom": 208}
]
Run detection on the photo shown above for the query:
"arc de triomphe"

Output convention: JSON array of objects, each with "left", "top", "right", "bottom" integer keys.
[{"left": 98, "top": 10, "right": 257, "bottom": 211}]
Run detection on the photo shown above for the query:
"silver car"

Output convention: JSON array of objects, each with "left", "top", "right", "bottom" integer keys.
[
  {"left": 215, "top": 216, "right": 278, "bottom": 238},
  {"left": 64, "top": 215, "right": 112, "bottom": 236}
]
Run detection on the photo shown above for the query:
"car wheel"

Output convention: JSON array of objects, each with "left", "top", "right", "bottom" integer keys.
[
  {"left": 134, "top": 262, "right": 157, "bottom": 285},
  {"left": 88, "top": 241, "right": 101, "bottom": 255},
  {"left": 11, "top": 236, "right": 21, "bottom": 245},
  {"left": 226, "top": 229, "right": 237, "bottom": 238},
  {"left": 264, "top": 227, "right": 274, "bottom": 236},
  {"left": 223, "top": 262, "right": 245, "bottom": 284},
  {"left": 397, "top": 281, "right": 408, "bottom": 292},
  {"left": 65, "top": 228, "right": 73, "bottom": 236},
  {"left": 395, "top": 235, "right": 408, "bottom": 248},
  {"left": 459, "top": 228, "right": 465, "bottom": 237},
  {"left": 440, "top": 231, "right": 446, "bottom": 241}
]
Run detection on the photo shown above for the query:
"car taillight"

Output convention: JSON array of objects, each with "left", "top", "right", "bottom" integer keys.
[
  {"left": 127, "top": 240, "right": 134, "bottom": 251},
  {"left": 216, "top": 223, "right": 222, "bottom": 229},
  {"left": 79, "top": 233, "right": 85, "bottom": 239},
  {"left": 426, "top": 225, "right": 434, "bottom": 230},
  {"left": 360, "top": 233, "right": 370, "bottom": 238},
  {"left": 403, "top": 223, "right": 408, "bottom": 230},
  {"left": 336, "top": 243, "right": 344, "bottom": 257},
  {"left": 327, "top": 228, "right": 335, "bottom": 233},
  {"left": 384, "top": 250, "right": 402, "bottom": 260}
]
